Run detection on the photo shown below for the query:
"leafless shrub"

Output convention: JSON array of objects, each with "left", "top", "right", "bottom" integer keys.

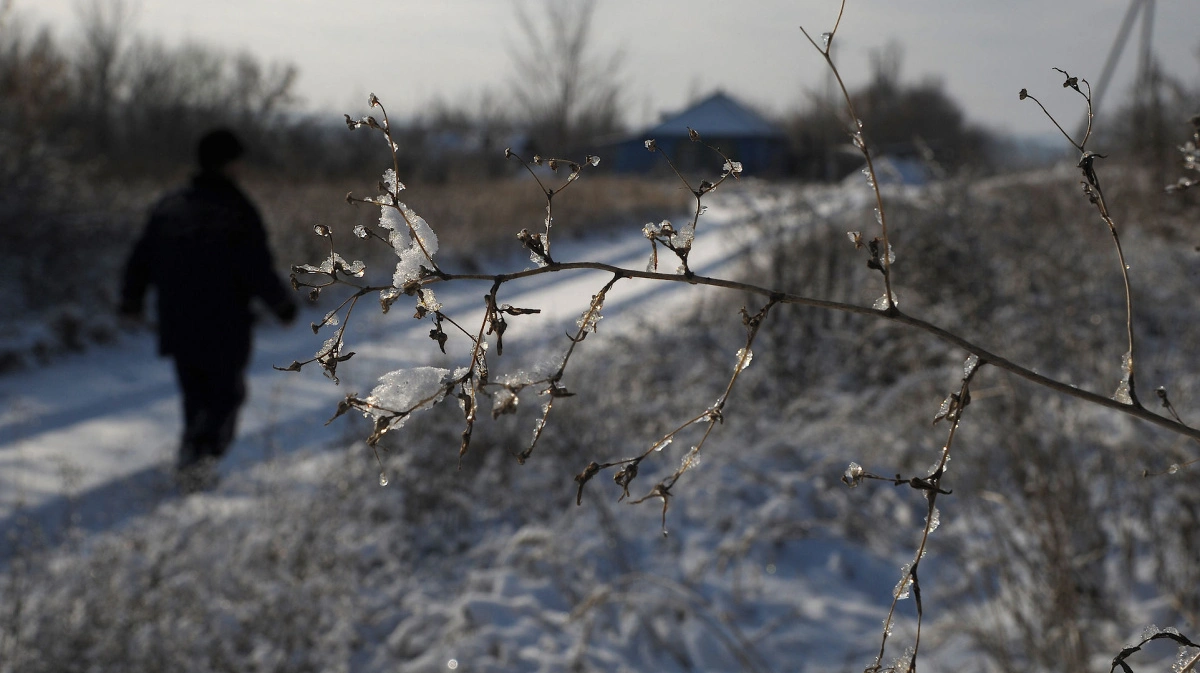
[
  {"left": 6, "top": 0, "right": 1199, "bottom": 668},
  {"left": 278, "top": 1, "right": 1200, "bottom": 670},
  {"left": 508, "top": 0, "right": 624, "bottom": 152},
  {"left": 1166, "top": 114, "right": 1200, "bottom": 193}
]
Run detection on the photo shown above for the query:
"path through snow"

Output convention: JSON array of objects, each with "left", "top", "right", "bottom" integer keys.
[{"left": 0, "top": 189, "right": 772, "bottom": 551}]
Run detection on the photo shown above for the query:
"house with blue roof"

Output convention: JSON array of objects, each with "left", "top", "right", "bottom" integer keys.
[{"left": 607, "top": 91, "right": 789, "bottom": 176}]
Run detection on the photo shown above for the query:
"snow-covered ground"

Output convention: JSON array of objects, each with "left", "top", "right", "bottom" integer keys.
[
  {"left": 0, "top": 180, "right": 916, "bottom": 671},
  {"left": 0, "top": 186, "right": 767, "bottom": 539},
  {"left": 4, "top": 173, "right": 1196, "bottom": 672}
]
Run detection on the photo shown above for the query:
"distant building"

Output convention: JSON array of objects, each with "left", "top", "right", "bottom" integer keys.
[{"left": 606, "top": 91, "right": 789, "bottom": 176}]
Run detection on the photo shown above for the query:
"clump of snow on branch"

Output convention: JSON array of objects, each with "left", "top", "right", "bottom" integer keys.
[
  {"left": 294, "top": 252, "right": 365, "bottom": 278},
  {"left": 363, "top": 367, "right": 452, "bottom": 423},
  {"left": 378, "top": 196, "right": 438, "bottom": 287}
]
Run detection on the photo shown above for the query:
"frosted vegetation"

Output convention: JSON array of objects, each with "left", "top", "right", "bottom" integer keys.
[
  {"left": 4, "top": 3, "right": 1200, "bottom": 673},
  {"left": 5, "top": 164, "right": 1200, "bottom": 671}
]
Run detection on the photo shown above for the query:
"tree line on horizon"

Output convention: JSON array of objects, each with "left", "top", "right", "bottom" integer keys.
[
  {"left": 1, "top": 0, "right": 1194, "bottom": 229},
  {"left": 0, "top": 0, "right": 1089, "bottom": 189}
]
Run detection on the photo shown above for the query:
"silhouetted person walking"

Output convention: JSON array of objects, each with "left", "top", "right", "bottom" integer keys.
[{"left": 120, "top": 129, "right": 297, "bottom": 491}]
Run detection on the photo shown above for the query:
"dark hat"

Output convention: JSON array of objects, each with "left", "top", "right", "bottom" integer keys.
[{"left": 196, "top": 128, "right": 245, "bottom": 171}]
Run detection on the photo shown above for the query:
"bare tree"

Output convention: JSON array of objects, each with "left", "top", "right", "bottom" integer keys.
[
  {"left": 72, "top": 0, "right": 135, "bottom": 153},
  {"left": 0, "top": 16, "right": 70, "bottom": 148},
  {"left": 227, "top": 51, "right": 298, "bottom": 122},
  {"left": 508, "top": 0, "right": 624, "bottom": 152}
]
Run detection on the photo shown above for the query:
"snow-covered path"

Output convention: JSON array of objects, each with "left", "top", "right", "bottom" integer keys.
[
  {"left": 2, "top": 183, "right": 972, "bottom": 673},
  {"left": 0, "top": 191, "right": 768, "bottom": 551}
]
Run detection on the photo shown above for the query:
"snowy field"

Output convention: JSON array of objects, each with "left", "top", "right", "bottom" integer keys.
[
  {"left": 2, "top": 172, "right": 1198, "bottom": 672},
  {"left": 0, "top": 185, "right": 770, "bottom": 539}
]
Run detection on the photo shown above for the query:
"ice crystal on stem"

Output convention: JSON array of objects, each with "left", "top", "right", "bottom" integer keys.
[
  {"left": 529, "top": 233, "right": 550, "bottom": 268},
  {"left": 417, "top": 288, "right": 441, "bottom": 313},
  {"left": 363, "top": 367, "right": 451, "bottom": 424},
  {"left": 735, "top": 348, "right": 753, "bottom": 371},
  {"left": 342, "top": 259, "right": 366, "bottom": 277},
  {"left": 492, "top": 390, "right": 519, "bottom": 418},
  {"left": 873, "top": 293, "right": 897, "bottom": 311},
  {"left": 843, "top": 462, "right": 864, "bottom": 487},
  {"left": 577, "top": 297, "right": 604, "bottom": 333},
  {"left": 671, "top": 222, "right": 695, "bottom": 251},
  {"left": 1114, "top": 351, "right": 1134, "bottom": 404},
  {"left": 382, "top": 168, "right": 404, "bottom": 194},
  {"left": 935, "top": 394, "right": 953, "bottom": 421},
  {"left": 963, "top": 353, "right": 980, "bottom": 380},
  {"left": 318, "top": 333, "right": 341, "bottom": 354},
  {"left": 893, "top": 562, "right": 913, "bottom": 600}
]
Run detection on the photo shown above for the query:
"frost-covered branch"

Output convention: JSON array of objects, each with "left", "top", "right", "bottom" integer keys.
[
  {"left": 801, "top": 0, "right": 896, "bottom": 312},
  {"left": 1021, "top": 71, "right": 1141, "bottom": 408},
  {"left": 574, "top": 299, "right": 775, "bottom": 535},
  {"left": 281, "top": 7, "right": 1200, "bottom": 668},
  {"left": 1166, "top": 115, "right": 1200, "bottom": 193},
  {"left": 848, "top": 354, "right": 982, "bottom": 672}
]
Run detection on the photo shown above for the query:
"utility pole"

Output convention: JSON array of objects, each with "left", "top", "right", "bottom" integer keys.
[{"left": 1081, "top": 0, "right": 1156, "bottom": 140}]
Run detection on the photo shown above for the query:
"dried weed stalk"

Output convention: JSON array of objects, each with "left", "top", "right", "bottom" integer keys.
[
  {"left": 1166, "top": 114, "right": 1200, "bottom": 193},
  {"left": 1020, "top": 70, "right": 1141, "bottom": 407},
  {"left": 281, "top": 2, "right": 1200, "bottom": 670}
]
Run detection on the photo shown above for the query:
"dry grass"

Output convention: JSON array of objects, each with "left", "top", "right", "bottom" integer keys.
[
  {"left": 0, "top": 168, "right": 689, "bottom": 371},
  {"left": 742, "top": 166, "right": 1200, "bottom": 671},
  {"left": 250, "top": 172, "right": 693, "bottom": 275}
]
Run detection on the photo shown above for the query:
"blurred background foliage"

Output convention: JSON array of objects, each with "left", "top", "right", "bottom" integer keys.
[{"left": 0, "top": 0, "right": 1196, "bottom": 368}]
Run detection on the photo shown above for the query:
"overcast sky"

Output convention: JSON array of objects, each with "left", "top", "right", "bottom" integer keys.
[{"left": 12, "top": 0, "right": 1200, "bottom": 138}]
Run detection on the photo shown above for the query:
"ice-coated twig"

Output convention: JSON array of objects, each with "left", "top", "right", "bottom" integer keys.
[
  {"left": 292, "top": 88, "right": 1200, "bottom": 515},
  {"left": 1107, "top": 627, "right": 1199, "bottom": 673},
  {"left": 1020, "top": 70, "right": 1141, "bottom": 407},
  {"left": 284, "top": 242, "right": 1200, "bottom": 444},
  {"left": 573, "top": 299, "right": 777, "bottom": 535},
  {"left": 642, "top": 134, "right": 742, "bottom": 275},
  {"left": 864, "top": 353, "right": 984, "bottom": 672},
  {"left": 801, "top": 0, "right": 897, "bottom": 311},
  {"left": 513, "top": 274, "right": 622, "bottom": 464},
  {"left": 503, "top": 149, "right": 602, "bottom": 265}
]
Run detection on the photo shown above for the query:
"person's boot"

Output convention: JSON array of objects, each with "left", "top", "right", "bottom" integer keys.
[{"left": 176, "top": 446, "right": 219, "bottom": 494}]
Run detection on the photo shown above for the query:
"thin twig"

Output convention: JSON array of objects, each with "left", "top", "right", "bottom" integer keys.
[
  {"left": 1021, "top": 72, "right": 1141, "bottom": 407},
  {"left": 801, "top": 0, "right": 896, "bottom": 310}
]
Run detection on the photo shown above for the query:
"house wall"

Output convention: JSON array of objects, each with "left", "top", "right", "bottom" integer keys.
[{"left": 608, "top": 135, "right": 790, "bottom": 177}]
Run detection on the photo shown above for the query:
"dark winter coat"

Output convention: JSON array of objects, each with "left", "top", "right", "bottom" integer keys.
[{"left": 120, "top": 171, "right": 295, "bottom": 363}]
